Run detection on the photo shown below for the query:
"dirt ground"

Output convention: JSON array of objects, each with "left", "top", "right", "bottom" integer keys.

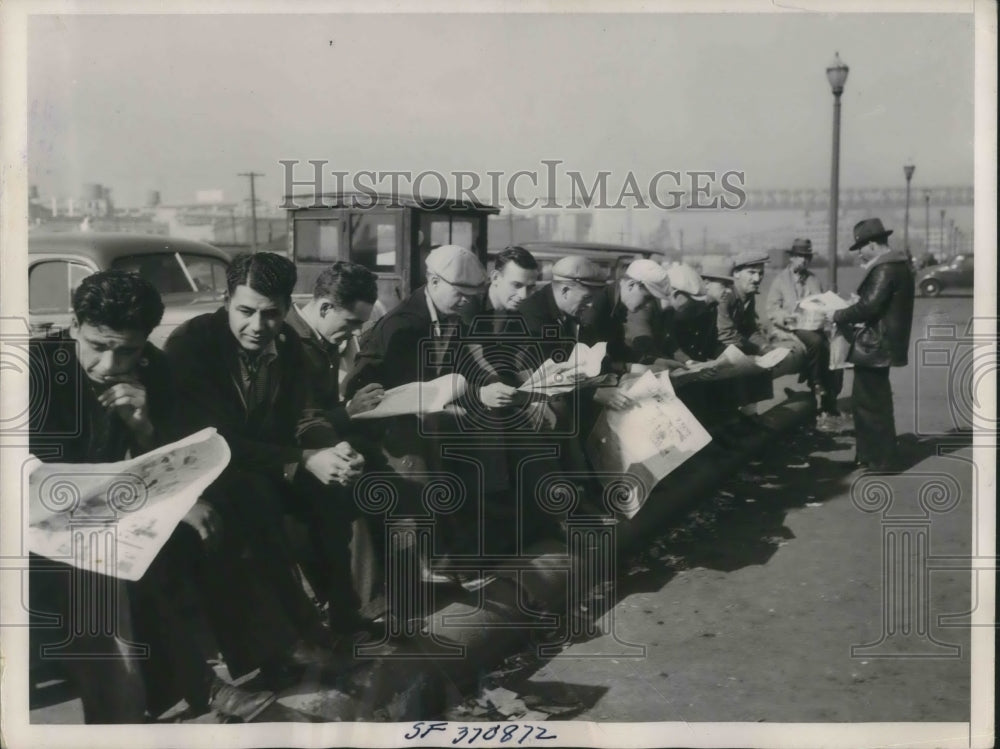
[{"left": 485, "top": 292, "right": 977, "bottom": 723}]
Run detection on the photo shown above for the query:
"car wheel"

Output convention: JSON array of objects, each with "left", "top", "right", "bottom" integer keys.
[{"left": 920, "top": 279, "right": 941, "bottom": 297}]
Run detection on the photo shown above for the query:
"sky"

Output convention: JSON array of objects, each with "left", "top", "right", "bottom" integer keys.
[{"left": 26, "top": 9, "right": 976, "bottom": 209}]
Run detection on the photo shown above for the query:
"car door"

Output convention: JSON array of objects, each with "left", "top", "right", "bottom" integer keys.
[{"left": 28, "top": 257, "right": 97, "bottom": 335}]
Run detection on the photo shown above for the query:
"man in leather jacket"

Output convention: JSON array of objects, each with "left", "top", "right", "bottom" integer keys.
[{"left": 831, "top": 218, "right": 915, "bottom": 471}]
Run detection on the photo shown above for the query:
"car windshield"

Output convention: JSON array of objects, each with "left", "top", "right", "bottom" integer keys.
[{"left": 110, "top": 252, "right": 228, "bottom": 301}]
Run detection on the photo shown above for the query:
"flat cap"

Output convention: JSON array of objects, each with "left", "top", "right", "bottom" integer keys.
[
  {"left": 625, "top": 259, "right": 671, "bottom": 300},
  {"left": 425, "top": 244, "right": 487, "bottom": 289},
  {"left": 731, "top": 251, "right": 769, "bottom": 271},
  {"left": 551, "top": 256, "right": 608, "bottom": 288},
  {"left": 699, "top": 258, "right": 734, "bottom": 282},
  {"left": 665, "top": 263, "right": 707, "bottom": 300}
]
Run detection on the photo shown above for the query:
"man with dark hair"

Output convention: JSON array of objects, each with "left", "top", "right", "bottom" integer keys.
[
  {"left": 285, "top": 260, "right": 384, "bottom": 629},
  {"left": 830, "top": 218, "right": 915, "bottom": 471},
  {"left": 29, "top": 270, "right": 168, "bottom": 722},
  {"left": 488, "top": 246, "right": 540, "bottom": 314},
  {"left": 30, "top": 270, "right": 273, "bottom": 722},
  {"left": 287, "top": 261, "right": 384, "bottom": 429},
  {"left": 165, "top": 252, "right": 357, "bottom": 683}
]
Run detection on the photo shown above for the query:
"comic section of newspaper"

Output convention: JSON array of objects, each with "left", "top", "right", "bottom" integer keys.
[
  {"left": 587, "top": 370, "right": 712, "bottom": 519},
  {"left": 27, "top": 428, "right": 230, "bottom": 581}
]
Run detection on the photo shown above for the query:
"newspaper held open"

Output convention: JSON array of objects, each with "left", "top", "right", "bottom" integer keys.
[{"left": 27, "top": 428, "right": 230, "bottom": 581}]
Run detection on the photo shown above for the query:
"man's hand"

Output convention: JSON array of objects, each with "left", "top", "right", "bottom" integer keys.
[
  {"left": 783, "top": 315, "right": 799, "bottom": 328},
  {"left": 593, "top": 387, "right": 633, "bottom": 411},
  {"left": 346, "top": 383, "right": 385, "bottom": 417},
  {"left": 98, "top": 378, "right": 154, "bottom": 440},
  {"left": 181, "top": 500, "right": 221, "bottom": 548},
  {"left": 304, "top": 443, "right": 364, "bottom": 486},
  {"left": 479, "top": 382, "right": 518, "bottom": 409}
]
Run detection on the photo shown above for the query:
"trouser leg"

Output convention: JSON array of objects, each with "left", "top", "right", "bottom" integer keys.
[
  {"left": 851, "top": 366, "right": 897, "bottom": 467},
  {"left": 30, "top": 556, "right": 147, "bottom": 723},
  {"left": 198, "top": 470, "right": 317, "bottom": 675}
]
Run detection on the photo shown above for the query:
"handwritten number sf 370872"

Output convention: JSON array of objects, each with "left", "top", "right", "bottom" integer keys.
[{"left": 404, "top": 721, "right": 557, "bottom": 744}]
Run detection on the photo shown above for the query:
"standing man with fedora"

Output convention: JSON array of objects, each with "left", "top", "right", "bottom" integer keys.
[
  {"left": 766, "top": 238, "right": 843, "bottom": 423},
  {"left": 829, "top": 218, "right": 915, "bottom": 472}
]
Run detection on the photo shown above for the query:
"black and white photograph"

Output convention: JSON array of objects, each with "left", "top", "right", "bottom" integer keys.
[{"left": 0, "top": 1, "right": 995, "bottom": 748}]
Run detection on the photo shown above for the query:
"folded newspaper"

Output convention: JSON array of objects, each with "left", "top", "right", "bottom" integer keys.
[
  {"left": 519, "top": 341, "right": 608, "bottom": 395},
  {"left": 27, "top": 428, "right": 230, "bottom": 581},
  {"left": 351, "top": 373, "right": 468, "bottom": 419}
]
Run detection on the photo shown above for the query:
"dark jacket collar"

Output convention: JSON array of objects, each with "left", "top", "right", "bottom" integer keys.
[
  {"left": 858, "top": 248, "right": 910, "bottom": 285},
  {"left": 285, "top": 303, "right": 312, "bottom": 340}
]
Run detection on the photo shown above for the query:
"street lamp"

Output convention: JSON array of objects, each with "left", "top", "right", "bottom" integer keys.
[
  {"left": 902, "top": 164, "right": 915, "bottom": 259},
  {"left": 826, "top": 52, "right": 849, "bottom": 292},
  {"left": 924, "top": 191, "right": 930, "bottom": 258},
  {"left": 939, "top": 209, "right": 946, "bottom": 257}
]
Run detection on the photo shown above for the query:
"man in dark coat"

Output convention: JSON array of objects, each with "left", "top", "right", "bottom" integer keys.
[
  {"left": 472, "top": 246, "right": 566, "bottom": 553},
  {"left": 285, "top": 260, "right": 384, "bottom": 625},
  {"left": 165, "top": 252, "right": 359, "bottom": 681},
  {"left": 831, "top": 218, "right": 915, "bottom": 471},
  {"left": 717, "top": 251, "right": 775, "bottom": 355},
  {"left": 515, "top": 256, "right": 628, "bottom": 494},
  {"left": 669, "top": 261, "right": 728, "bottom": 363},
  {"left": 29, "top": 270, "right": 169, "bottom": 723},
  {"left": 343, "top": 245, "right": 492, "bottom": 562},
  {"left": 29, "top": 270, "right": 272, "bottom": 722}
]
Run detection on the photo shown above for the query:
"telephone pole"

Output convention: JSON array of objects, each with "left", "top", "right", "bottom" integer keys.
[{"left": 239, "top": 171, "right": 264, "bottom": 252}]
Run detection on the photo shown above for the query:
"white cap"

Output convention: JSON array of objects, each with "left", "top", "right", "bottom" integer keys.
[
  {"left": 624, "top": 259, "right": 671, "bottom": 300},
  {"left": 665, "top": 263, "right": 707, "bottom": 301},
  {"left": 425, "top": 245, "right": 487, "bottom": 289}
]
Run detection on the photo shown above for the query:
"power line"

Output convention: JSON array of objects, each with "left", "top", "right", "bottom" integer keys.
[{"left": 238, "top": 171, "right": 264, "bottom": 252}]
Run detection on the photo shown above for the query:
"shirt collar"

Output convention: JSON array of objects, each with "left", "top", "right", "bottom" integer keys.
[{"left": 238, "top": 338, "right": 278, "bottom": 367}]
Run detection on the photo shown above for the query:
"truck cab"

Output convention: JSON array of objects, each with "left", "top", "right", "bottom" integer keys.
[{"left": 285, "top": 191, "right": 499, "bottom": 313}]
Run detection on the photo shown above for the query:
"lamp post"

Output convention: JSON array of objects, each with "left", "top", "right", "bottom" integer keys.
[
  {"left": 939, "top": 209, "right": 946, "bottom": 257},
  {"left": 826, "top": 53, "right": 849, "bottom": 292},
  {"left": 924, "top": 191, "right": 930, "bottom": 258},
  {"left": 902, "top": 164, "right": 915, "bottom": 260}
]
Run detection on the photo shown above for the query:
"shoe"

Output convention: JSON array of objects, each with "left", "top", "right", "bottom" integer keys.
[{"left": 208, "top": 678, "right": 276, "bottom": 723}]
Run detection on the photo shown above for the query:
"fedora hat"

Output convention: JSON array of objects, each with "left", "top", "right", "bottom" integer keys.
[
  {"left": 787, "top": 238, "right": 814, "bottom": 256},
  {"left": 849, "top": 218, "right": 893, "bottom": 252}
]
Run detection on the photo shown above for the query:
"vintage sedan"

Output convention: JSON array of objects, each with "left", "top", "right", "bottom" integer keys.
[
  {"left": 916, "top": 253, "right": 974, "bottom": 296},
  {"left": 28, "top": 232, "right": 231, "bottom": 347}
]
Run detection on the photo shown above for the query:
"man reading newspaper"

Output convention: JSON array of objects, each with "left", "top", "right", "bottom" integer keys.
[{"left": 28, "top": 271, "right": 273, "bottom": 722}]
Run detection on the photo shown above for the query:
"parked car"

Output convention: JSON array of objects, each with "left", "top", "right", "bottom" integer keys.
[
  {"left": 28, "top": 232, "right": 231, "bottom": 347},
  {"left": 915, "top": 253, "right": 974, "bottom": 296}
]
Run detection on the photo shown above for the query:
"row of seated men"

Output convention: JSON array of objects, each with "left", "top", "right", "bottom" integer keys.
[{"left": 28, "top": 240, "right": 836, "bottom": 723}]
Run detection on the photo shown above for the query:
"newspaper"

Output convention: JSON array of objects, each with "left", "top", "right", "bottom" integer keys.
[
  {"left": 27, "top": 428, "right": 230, "bottom": 581},
  {"left": 519, "top": 341, "right": 608, "bottom": 395},
  {"left": 351, "top": 373, "right": 468, "bottom": 419},
  {"left": 587, "top": 370, "right": 712, "bottom": 519},
  {"left": 798, "top": 290, "right": 850, "bottom": 313}
]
